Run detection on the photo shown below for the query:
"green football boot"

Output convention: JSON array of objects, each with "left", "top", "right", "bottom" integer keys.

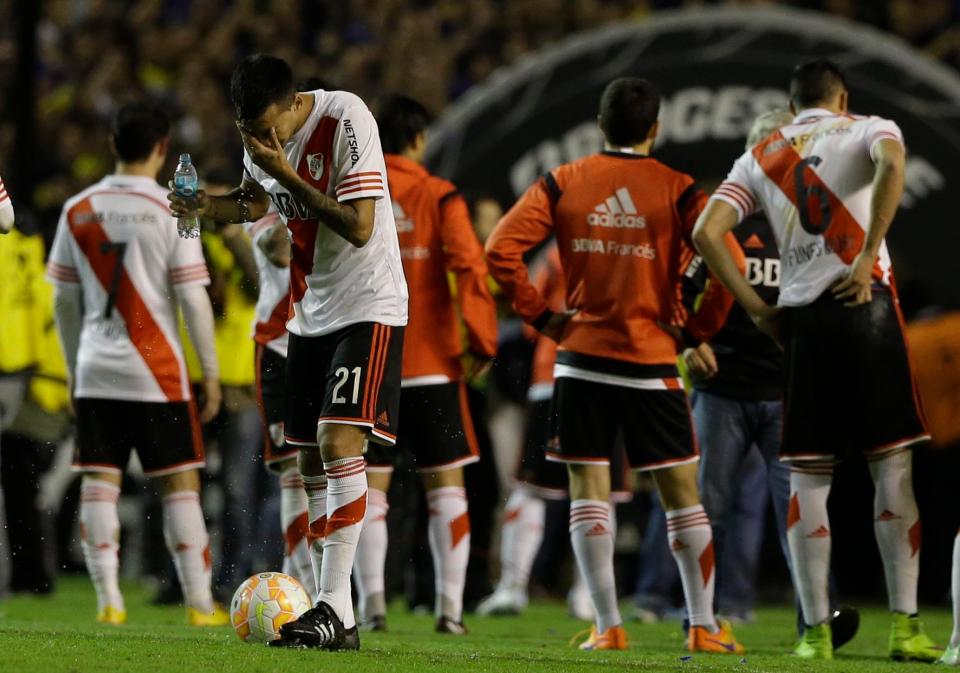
[
  {"left": 889, "top": 613, "right": 942, "bottom": 662},
  {"left": 795, "top": 622, "right": 834, "bottom": 660}
]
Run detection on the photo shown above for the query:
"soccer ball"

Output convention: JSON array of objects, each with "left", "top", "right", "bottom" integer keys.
[{"left": 230, "top": 572, "right": 312, "bottom": 643}]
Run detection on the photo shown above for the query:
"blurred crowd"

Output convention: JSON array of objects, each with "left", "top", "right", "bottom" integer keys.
[{"left": 0, "top": 0, "right": 959, "bottom": 243}]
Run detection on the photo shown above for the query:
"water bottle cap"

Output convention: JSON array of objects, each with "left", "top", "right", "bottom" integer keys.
[{"left": 179, "top": 153, "right": 191, "bottom": 164}]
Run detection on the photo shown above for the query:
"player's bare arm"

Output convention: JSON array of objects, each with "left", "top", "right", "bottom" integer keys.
[
  {"left": 693, "top": 200, "right": 781, "bottom": 343},
  {"left": 240, "top": 126, "right": 373, "bottom": 247},
  {"left": 167, "top": 175, "right": 270, "bottom": 224},
  {"left": 831, "top": 138, "right": 905, "bottom": 307}
]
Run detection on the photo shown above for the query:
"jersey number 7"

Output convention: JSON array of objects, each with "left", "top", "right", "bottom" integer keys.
[{"left": 99, "top": 240, "right": 127, "bottom": 319}]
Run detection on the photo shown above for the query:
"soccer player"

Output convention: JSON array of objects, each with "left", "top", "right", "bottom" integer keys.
[
  {"left": 693, "top": 59, "right": 937, "bottom": 661},
  {"left": 48, "top": 102, "right": 226, "bottom": 626},
  {"left": 242, "top": 207, "right": 319, "bottom": 596},
  {"left": 355, "top": 94, "right": 498, "bottom": 634},
  {"left": 168, "top": 55, "right": 407, "bottom": 651},
  {"left": 485, "top": 78, "right": 746, "bottom": 654},
  {"left": 684, "top": 109, "right": 859, "bottom": 647}
]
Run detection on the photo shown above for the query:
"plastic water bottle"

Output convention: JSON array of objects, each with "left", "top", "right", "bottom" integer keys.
[{"left": 174, "top": 153, "right": 200, "bottom": 238}]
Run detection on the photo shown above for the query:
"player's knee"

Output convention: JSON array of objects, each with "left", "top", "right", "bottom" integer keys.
[
  {"left": 155, "top": 469, "right": 200, "bottom": 496},
  {"left": 422, "top": 467, "right": 464, "bottom": 490},
  {"left": 653, "top": 463, "right": 701, "bottom": 510},
  {"left": 316, "top": 423, "right": 366, "bottom": 461},
  {"left": 567, "top": 463, "right": 610, "bottom": 501}
]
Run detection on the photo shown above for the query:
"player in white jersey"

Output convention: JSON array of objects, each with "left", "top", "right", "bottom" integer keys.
[
  {"left": 694, "top": 60, "right": 935, "bottom": 661},
  {"left": 48, "top": 103, "right": 226, "bottom": 627},
  {"left": 169, "top": 55, "right": 408, "bottom": 651}
]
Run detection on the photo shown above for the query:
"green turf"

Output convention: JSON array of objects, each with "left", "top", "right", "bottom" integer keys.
[{"left": 0, "top": 576, "right": 953, "bottom": 672}]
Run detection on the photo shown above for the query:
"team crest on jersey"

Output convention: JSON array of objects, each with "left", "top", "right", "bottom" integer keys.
[{"left": 307, "top": 153, "right": 324, "bottom": 181}]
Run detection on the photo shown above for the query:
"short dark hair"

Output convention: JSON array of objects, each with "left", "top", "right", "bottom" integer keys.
[
  {"left": 230, "top": 54, "right": 295, "bottom": 121},
  {"left": 376, "top": 94, "right": 433, "bottom": 155},
  {"left": 789, "top": 59, "right": 847, "bottom": 109},
  {"left": 598, "top": 78, "right": 661, "bottom": 147},
  {"left": 111, "top": 102, "right": 170, "bottom": 163}
]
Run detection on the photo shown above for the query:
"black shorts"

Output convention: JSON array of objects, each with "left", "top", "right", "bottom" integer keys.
[
  {"left": 284, "top": 323, "right": 403, "bottom": 448},
  {"left": 781, "top": 287, "right": 929, "bottom": 462},
  {"left": 515, "top": 398, "right": 568, "bottom": 499},
  {"left": 256, "top": 343, "right": 297, "bottom": 471},
  {"left": 74, "top": 398, "right": 204, "bottom": 477},
  {"left": 366, "top": 381, "right": 480, "bottom": 472},
  {"left": 546, "top": 374, "right": 698, "bottom": 472},
  {"left": 516, "top": 396, "right": 634, "bottom": 499}
]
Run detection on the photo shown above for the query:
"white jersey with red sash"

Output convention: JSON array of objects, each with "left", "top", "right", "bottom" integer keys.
[
  {"left": 243, "top": 89, "right": 408, "bottom": 337},
  {"left": 711, "top": 108, "right": 903, "bottom": 307},
  {"left": 46, "top": 174, "right": 209, "bottom": 402}
]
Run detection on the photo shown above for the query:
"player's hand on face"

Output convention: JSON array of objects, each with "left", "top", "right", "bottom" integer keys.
[
  {"left": 199, "top": 378, "right": 222, "bottom": 424},
  {"left": 831, "top": 251, "right": 874, "bottom": 307},
  {"left": 238, "top": 125, "right": 293, "bottom": 181},
  {"left": 682, "top": 343, "right": 718, "bottom": 380},
  {"left": 540, "top": 309, "right": 577, "bottom": 342},
  {"left": 750, "top": 304, "right": 783, "bottom": 347},
  {"left": 166, "top": 182, "right": 209, "bottom": 218}
]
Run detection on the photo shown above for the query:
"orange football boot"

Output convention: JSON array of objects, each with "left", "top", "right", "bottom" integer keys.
[
  {"left": 688, "top": 619, "right": 746, "bottom": 654},
  {"left": 573, "top": 624, "right": 629, "bottom": 651}
]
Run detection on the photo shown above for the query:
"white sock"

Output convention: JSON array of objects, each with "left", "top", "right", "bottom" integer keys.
[
  {"left": 786, "top": 466, "right": 833, "bottom": 626},
  {"left": 666, "top": 504, "right": 717, "bottom": 630},
  {"left": 496, "top": 486, "right": 545, "bottom": 596},
  {"left": 427, "top": 485, "right": 470, "bottom": 622},
  {"left": 162, "top": 490, "right": 214, "bottom": 613},
  {"left": 354, "top": 486, "right": 389, "bottom": 621},
  {"left": 318, "top": 457, "right": 367, "bottom": 629},
  {"left": 280, "top": 467, "right": 316, "bottom": 597},
  {"left": 950, "top": 531, "right": 960, "bottom": 648},
  {"left": 79, "top": 478, "right": 124, "bottom": 612},
  {"left": 868, "top": 450, "right": 920, "bottom": 615},
  {"left": 569, "top": 499, "right": 619, "bottom": 618},
  {"left": 569, "top": 499, "right": 620, "bottom": 633},
  {"left": 302, "top": 473, "right": 327, "bottom": 602}
]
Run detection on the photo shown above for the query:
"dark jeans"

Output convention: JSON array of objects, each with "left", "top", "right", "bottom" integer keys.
[{"left": 694, "top": 391, "right": 790, "bottom": 616}]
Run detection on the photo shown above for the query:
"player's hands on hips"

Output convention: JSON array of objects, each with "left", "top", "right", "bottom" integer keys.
[
  {"left": 167, "top": 183, "right": 209, "bottom": 218},
  {"left": 682, "top": 343, "right": 718, "bottom": 380},
  {"left": 199, "top": 378, "right": 222, "bottom": 423},
  {"left": 831, "top": 251, "right": 874, "bottom": 307},
  {"left": 540, "top": 309, "right": 577, "bottom": 342},
  {"left": 750, "top": 304, "right": 783, "bottom": 347},
  {"left": 238, "top": 125, "right": 294, "bottom": 182}
]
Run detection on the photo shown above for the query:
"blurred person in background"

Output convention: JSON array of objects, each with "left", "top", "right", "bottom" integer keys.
[
  {"left": 47, "top": 102, "right": 225, "bottom": 626},
  {"left": 358, "top": 94, "right": 498, "bottom": 634}
]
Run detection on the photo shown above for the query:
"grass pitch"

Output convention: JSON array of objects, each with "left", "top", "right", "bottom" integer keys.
[{"left": 0, "top": 576, "right": 952, "bottom": 672}]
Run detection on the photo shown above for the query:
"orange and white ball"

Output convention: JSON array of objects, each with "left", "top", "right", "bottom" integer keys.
[{"left": 230, "top": 572, "right": 312, "bottom": 643}]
